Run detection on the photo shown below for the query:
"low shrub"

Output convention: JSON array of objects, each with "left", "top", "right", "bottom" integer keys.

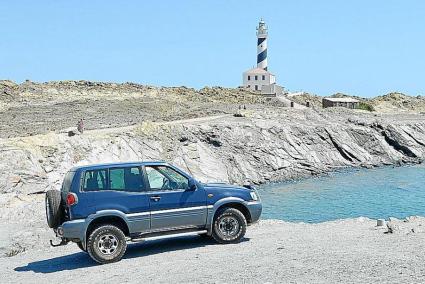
[{"left": 358, "top": 102, "right": 375, "bottom": 112}]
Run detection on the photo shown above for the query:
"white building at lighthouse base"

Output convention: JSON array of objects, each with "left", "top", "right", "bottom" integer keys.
[{"left": 242, "top": 67, "right": 282, "bottom": 95}]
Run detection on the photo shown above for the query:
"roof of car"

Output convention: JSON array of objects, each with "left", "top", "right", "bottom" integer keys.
[{"left": 69, "top": 161, "right": 169, "bottom": 171}]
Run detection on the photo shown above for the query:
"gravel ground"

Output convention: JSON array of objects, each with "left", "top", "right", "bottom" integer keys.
[{"left": 2, "top": 218, "right": 425, "bottom": 283}]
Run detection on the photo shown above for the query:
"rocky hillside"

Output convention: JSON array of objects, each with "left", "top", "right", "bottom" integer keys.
[
  {"left": 0, "top": 80, "right": 424, "bottom": 257},
  {"left": 1, "top": 108, "right": 424, "bottom": 195},
  {"left": 370, "top": 92, "right": 425, "bottom": 113},
  {"left": 288, "top": 91, "right": 424, "bottom": 113},
  {"left": 0, "top": 80, "right": 281, "bottom": 138},
  {"left": 2, "top": 80, "right": 424, "bottom": 138}
]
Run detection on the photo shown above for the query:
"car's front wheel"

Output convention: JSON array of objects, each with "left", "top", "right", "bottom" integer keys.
[
  {"left": 212, "top": 207, "right": 247, "bottom": 244},
  {"left": 87, "top": 225, "right": 127, "bottom": 264}
]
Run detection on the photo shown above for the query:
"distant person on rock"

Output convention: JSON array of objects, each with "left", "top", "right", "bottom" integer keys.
[{"left": 77, "top": 119, "right": 84, "bottom": 134}]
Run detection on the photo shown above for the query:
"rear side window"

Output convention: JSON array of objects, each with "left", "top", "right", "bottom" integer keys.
[
  {"left": 82, "top": 167, "right": 144, "bottom": 192},
  {"left": 110, "top": 168, "right": 125, "bottom": 190},
  {"left": 109, "top": 167, "right": 144, "bottom": 192},
  {"left": 83, "top": 169, "right": 107, "bottom": 191}
]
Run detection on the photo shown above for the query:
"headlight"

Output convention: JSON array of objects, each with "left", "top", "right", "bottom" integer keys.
[{"left": 250, "top": 191, "right": 258, "bottom": 201}]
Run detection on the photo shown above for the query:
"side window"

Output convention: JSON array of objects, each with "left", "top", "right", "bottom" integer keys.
[
  {"left": 145, "top": 167, "right": 166, "bottom": 190},
  {"left": 110, "top": 168, "right": 125, "bottom": 190},
  {"left": 161, "top": 167, "right": 189, "bottom": 190},
  {"left": 110, "top": 167, "right": 144, "bottom": 192},
  {"left": 83, "top": 169, "right": 107, "bottom": 191},
  {"left": 145, "top": 166, "right": 189, "bottom": 191}
]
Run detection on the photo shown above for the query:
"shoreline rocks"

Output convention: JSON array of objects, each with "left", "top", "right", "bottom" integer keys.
[{"left": 0, "top": 108, "right": 424, "bottom": 195}]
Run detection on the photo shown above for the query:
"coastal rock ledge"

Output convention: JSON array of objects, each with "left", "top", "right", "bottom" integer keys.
[{"left": 1, "top": 108, "right": 424, "bottom": 195}]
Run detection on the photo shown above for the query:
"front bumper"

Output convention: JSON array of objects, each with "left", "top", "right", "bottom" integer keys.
[{"left": 245, "top": 201, "right": 262, "bottom": 224}]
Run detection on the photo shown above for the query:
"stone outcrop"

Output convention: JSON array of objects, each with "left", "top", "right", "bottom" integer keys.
[
  {"left": 0, "top": 109, "right": 424, "bottom": 196},
  {"left": 0, "top": 80, "right": 424, "bottom": 193}
]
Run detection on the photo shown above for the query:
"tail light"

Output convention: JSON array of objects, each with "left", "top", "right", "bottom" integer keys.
[{"left": 66, "top": 193, "right": 78, "bottom": 206}]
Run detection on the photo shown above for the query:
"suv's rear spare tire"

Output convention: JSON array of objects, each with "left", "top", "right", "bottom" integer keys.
[{"left": 45, "top": 190, "right": 63, "bottom": 228}]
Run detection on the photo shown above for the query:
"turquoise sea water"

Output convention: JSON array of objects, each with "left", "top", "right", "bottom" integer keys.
[{"left": 258, "top": 164, "right": 425, "bottom": 223}]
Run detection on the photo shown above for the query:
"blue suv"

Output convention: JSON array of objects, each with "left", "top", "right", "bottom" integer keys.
[{"left": 45, "top": 161, "right": 262, "bottom": 264}]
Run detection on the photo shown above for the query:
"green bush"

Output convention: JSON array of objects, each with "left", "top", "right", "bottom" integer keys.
[{"left": 358, "top": 102, "right": 375, "bottom": 112}]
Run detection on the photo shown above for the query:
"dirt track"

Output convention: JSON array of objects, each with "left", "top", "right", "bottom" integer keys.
[{"left": 2, "top": 218, "right": 425, "bottom": 283}]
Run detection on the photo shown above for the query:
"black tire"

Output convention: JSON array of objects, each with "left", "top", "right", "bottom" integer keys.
[
  {"left": 199, "top": 233, "right": 211, "bottom": 239},
  {"left": 45, "top": 190, "right": 63, "bottom": 229},
  {"left": 212, "top": 207, "right": 247, "bottom": 244},
  {"left": 87, "top": 225, "right": 127, "bottom": 264},
  {"left": 76, "top": 242, "right": 87, "bottom": 253}
]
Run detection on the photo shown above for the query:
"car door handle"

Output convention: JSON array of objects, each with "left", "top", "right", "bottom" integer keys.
[{"left": 150, "top": 196, "right": 161, "bottom": 202}]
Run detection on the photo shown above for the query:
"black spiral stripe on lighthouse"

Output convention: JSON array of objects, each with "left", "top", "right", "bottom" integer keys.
[
  {"left": 257, "top": 49, "right": 267, "bottom": 65},
  {"left": 257, "top": 37, "right": 266, "bottom": 45}
]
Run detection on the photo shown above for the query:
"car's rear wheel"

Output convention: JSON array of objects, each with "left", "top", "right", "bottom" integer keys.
[
  {"left": 212, "top": 207, "right": 247, "bottom": 244},
  {"left": 87, "top": 225, "right": 127, "bottom": 264},
  {"left": 45, "top": 190, "right": 63, "bottom": 229}
]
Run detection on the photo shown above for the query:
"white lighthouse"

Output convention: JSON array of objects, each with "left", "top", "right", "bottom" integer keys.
[{"left": 242, "top": 19, "right": 281, "bottom": 95}]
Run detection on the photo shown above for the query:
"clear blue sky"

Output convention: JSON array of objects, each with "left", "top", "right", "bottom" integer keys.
[{"left": 1, "top": 0, "right": 424, "bottom": 97}]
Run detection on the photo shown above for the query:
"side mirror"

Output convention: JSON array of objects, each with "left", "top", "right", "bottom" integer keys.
[{"left": 187, "top": 179, "right": 197, "bottom": 191}]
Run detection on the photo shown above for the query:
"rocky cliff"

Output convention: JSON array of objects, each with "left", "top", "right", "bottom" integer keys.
[{"left": 1, "top": 108, "right": 424, "bottom": 197}]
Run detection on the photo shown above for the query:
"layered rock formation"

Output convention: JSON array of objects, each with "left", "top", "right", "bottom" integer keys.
[{"left": 1, "top": 108, "right": 424, "bottom": 197}]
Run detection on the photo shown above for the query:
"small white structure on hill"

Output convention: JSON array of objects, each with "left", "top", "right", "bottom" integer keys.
[
  {"left": 242, "top": 19, "right": 282, "bottom": 95},
  {"left": 322, "top": 97, "right": 360, "bottom": 109}
]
